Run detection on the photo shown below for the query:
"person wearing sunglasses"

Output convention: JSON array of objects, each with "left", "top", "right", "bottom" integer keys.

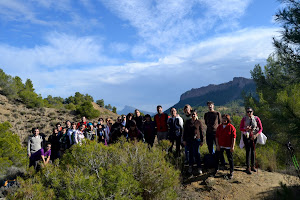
[{"left": 239, "top": 107, "right": 263, "bottom": 174}]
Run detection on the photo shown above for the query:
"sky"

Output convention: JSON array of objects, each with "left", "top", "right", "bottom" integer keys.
[{"left": 0, "top": 0, "right": 282, "bottom": 113}]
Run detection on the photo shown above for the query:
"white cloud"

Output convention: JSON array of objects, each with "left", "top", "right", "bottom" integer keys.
[
  {"left": 0, "top": 0, "right": 47, "bottom": 24},
  {"left": 0, "top": 33, "right": 107, "bottom": 72},
  {"left": 99, "top": 0, "right": 252, "bottom": 56},
  {"left": 0, "top": 27, "right": 278, "bottom": 112},
  {"left": 109, "top": 42, "right": 130, "bottom": 54}
]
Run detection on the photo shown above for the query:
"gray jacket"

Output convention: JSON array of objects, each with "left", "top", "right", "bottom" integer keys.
[{"left": 27, "top": 135, "right": 43, "bottom": 155}]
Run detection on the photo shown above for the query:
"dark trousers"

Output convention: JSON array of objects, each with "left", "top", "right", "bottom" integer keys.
[
  {"left": 187, "top": 139, "right": 201, "bottom": 168},
  {"left": 206, "top": 132, "right": 225, "bottom": 164},
  {"left": 243, "top": 135, "right": 257, "bottom": 168},
  {"left": 169, "top": 135, "right": 181, "bottom": 156},
  {"left": 215, "top": 148, "right": 234, "bottom": 173}
]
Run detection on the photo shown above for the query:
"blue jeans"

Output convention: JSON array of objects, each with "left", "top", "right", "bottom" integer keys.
[{"left": 187, "top": 139, "right": 201, "bottom": 168}]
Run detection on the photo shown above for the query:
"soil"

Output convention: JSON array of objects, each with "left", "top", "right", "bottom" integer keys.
[{"left": 180, "top": 166, "right": 300, "bottom": 200}]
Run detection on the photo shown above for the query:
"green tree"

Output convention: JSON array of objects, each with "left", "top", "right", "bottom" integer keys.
[
  {"left": 24, "top": 79, "right": 34, "bottom": 92},
  {"left": 96, "top": 99, "right": 104, "bottom": 107},
  {"left": 112, "top": 106, "right": 117, "bottom": 113},
  {"left": 246, "top": 0, "right": 300, "bottom": 151},
  {"left": 19, "top": 90, "right": 44, "bottom": 108},
  {"left": 105, "top": 104, "right": 112, "bottom": 111},
  {"left": 76, "top": 101, "right": 100, "bottom": 119},
  {"left": 273, "top": 0, "right": 300, "bottom": 82}
]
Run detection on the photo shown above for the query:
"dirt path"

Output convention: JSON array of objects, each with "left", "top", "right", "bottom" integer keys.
[{"left": 180, "top": 167, "right": 300, "bottom": 200}]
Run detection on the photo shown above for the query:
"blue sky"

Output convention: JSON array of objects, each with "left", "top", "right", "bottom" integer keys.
[{"left": 0, "top": 0, "right": 281, "bottom": 113}]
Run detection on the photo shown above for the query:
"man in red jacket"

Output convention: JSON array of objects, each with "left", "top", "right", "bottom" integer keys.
[{"left": 154, "top": 105, "right": 169, "bottom": 142}]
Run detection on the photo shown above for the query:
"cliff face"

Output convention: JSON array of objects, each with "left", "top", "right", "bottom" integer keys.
[
  {"left": 166, "top": 77, "right": 256, "bottom": 112},
  {"left": 180, "top": 77, "right": 255, "bottom": 101}
]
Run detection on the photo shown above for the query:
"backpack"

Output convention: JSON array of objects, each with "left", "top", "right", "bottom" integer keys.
[{"left": 203, "top": 154, "right": 215, "bottom": 169}]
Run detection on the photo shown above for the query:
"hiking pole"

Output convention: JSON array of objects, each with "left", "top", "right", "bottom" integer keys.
[{"left": 286, "top": 142, "right": 300, "bottom": 179}]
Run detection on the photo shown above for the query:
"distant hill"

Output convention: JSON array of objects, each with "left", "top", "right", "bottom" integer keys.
[
  {"left": 118, "top": 105, "right": 156, "bottom": 116},
  {"left": 168, "top": 77, "right": 256, "bottom": 110}
]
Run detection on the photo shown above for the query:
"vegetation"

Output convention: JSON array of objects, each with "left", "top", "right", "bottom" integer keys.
[
  {"left": 96, "top": 99, "right": 104, "bottom": 107},
  {"left": 7, "top": 139, "right": 180, "bottom": 200},
  {"left": 245, "top": 0, "right": 300, "bottom": 170},
  {"left": 0, "top": 69, "right": 117, "bottom": 119},
  {"left": 0, "top": 122, "right": 27, "bottom": 179},
  {"left": 76, "top": 101, "right": 100, "bottom": 119}
]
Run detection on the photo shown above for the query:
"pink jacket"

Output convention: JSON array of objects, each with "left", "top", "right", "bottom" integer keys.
[{"left": 239, "top": 116, "right": 263, "bottom": 135}]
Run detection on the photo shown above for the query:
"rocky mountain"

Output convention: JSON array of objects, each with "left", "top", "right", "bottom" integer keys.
[
  {"left": 170, "top": 77, "right": 256, "bottom": 109},
  {"left": 118, "top": 105, "right": 155, "bottom": 116}
]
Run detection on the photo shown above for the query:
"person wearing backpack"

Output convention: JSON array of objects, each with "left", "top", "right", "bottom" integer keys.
[{"left": 239, "top": 107, "right": 263, "bottom": 174}]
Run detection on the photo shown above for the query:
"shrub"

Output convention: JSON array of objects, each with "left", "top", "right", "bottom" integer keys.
[
  {"left": 0, "top": 122, "right": 27, "bottom": 178},
  {"left": 9, "top": 139, "right": 180, "bottom": 199},
  {"left": 65, "top": 103, "right": 76, "bottom": 110}
]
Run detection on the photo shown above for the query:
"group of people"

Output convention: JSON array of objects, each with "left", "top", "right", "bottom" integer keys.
[{"left": 27, "top": 102, "right": 263, "bottom": 179}]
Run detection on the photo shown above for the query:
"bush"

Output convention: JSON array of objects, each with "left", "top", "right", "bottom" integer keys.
[
  {"left": 0, "top": 122, "right": 27, "bottom": 179},
  {"left": 8, "top": 139, "right": 180, "bottom": 199}
]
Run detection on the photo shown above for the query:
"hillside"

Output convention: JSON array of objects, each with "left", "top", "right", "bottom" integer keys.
[
  {"left": 170, "top": 77, "right": 256, "bottom": 110},
  {"left": 0, "top": 94, "right": 118, "bottom": 144}
]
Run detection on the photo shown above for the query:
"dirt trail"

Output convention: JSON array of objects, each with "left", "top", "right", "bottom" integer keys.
[{"left": 180, "top": 166, "right": 300, "bottom": 199}]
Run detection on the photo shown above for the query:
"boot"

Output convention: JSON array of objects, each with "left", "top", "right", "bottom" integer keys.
[
  {"left": 246, "top": 167, "right": 252, "bottom": 174},
  {"left": 251, "top": 167, "right": 257, "bottom": 172}
]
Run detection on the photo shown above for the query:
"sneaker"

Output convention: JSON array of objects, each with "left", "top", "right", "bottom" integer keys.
[
  {"left": 251, "top": 167, "right": 257, "bottom": 172},
  {"left": 198, "top": 168, "right": 203, "bottom": 174},
  {"left": 228, "top": 173, "right": 233, "bottom": 179},
  {"left": 246, "top": 168, "right": 252, "bottom": 175},
  {"left": 188, "top": 166, "right": 193, "bottom": 173}
]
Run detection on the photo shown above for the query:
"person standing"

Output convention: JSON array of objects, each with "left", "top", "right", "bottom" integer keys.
[
  {"left": 183, "top": 110, "right": 204, "bottom": 174},
  {"left": 74, "top": 124, "right": 85, "bottom": 145},
  {"left": 121, "top": 115, "right": 127, "bottom": 127},
  {"left": 154, "top": 105, "right": 169, "bottom": 142},
  {"left": 27, "top": 128, "right": 43, "bottom": 167},
  {"left": 214, "top": 114, "right": 236, "bottom": 179},
  {"left": 204, "top": 101, "right": 226, "bottom": 165},
  {"left": 143, "top": 114, "right": 156, "bottom": 147},
  {"left": 182, "top": 104, "right": 192, "bottom": 164},
  {"left": 240, "top": 107, "right": 263, "bottom": 174},
  {"left": 134, "top": 109, "right": 144, "bottom": 131},
  {"left": 127, "top": 120, "right": 144, "bottom": 142},
  {"left": 48, "top": 128, "right": 61, "bottom": 160},
  {"left": 67, "top": 122, "right": 77, "bottom": 147},
  {"left": 77, "top": 116, "right": 87, "bottom": 129},
  {"left": 167, "top": 108, "right": 183, "bottom": 156}
]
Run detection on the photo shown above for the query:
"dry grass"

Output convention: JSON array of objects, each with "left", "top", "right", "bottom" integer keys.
[{"left": 0, "top": 94, "right": 119, "bottom": 145}]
